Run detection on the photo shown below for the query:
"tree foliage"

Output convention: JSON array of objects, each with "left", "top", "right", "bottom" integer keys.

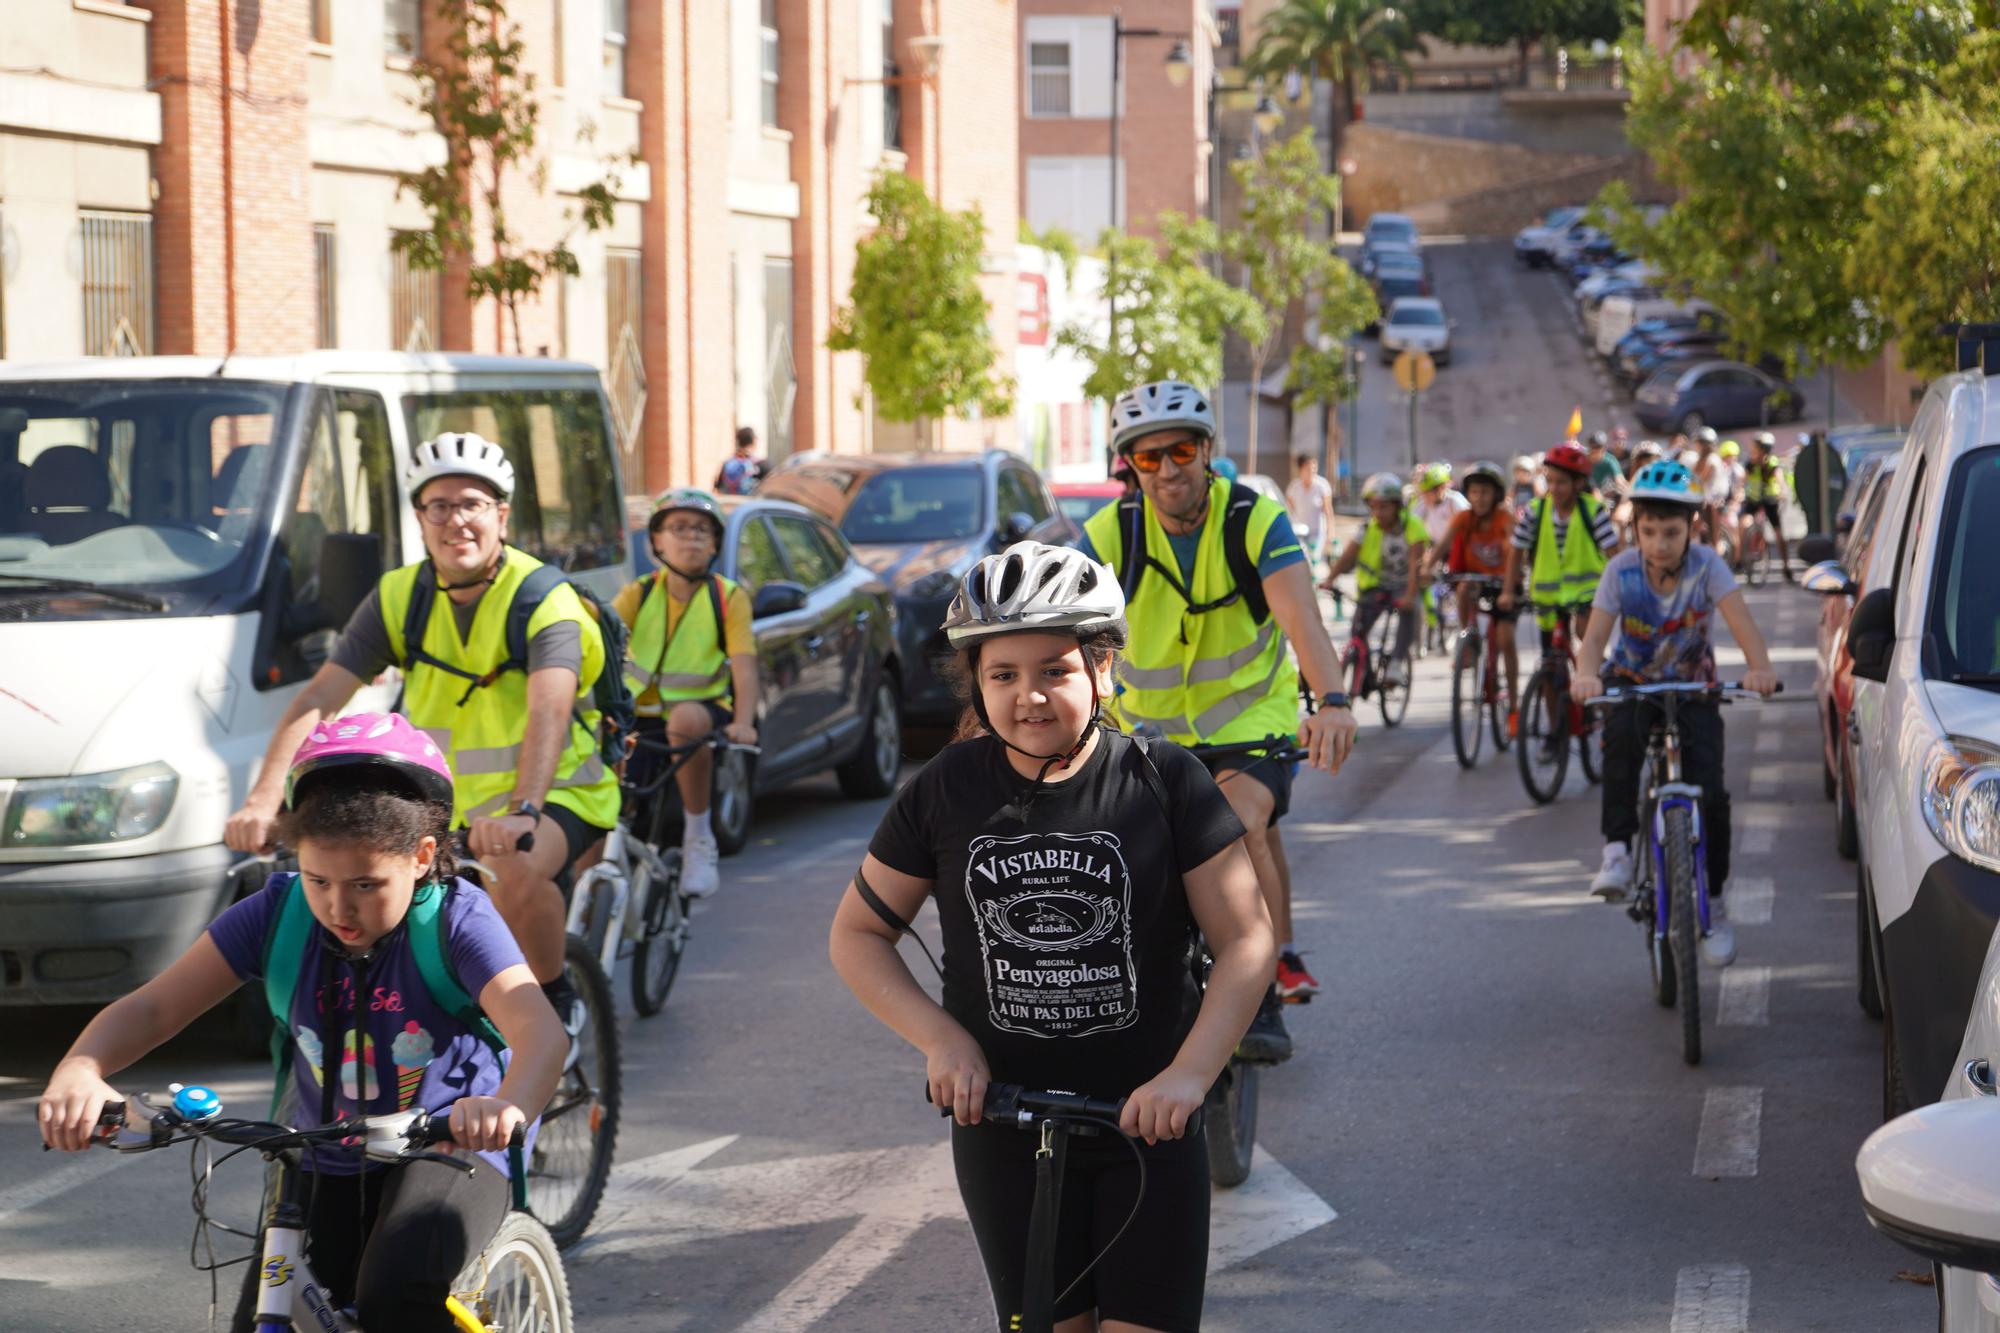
[
  {"left": 1243, "top": 0, "right": 1421, "bottom": 129},
  {"left": 1055, "top": 216, "right": 1266, "bottom": 404},
  {"left": 395, "top": 0, "right": 625, "bottom": 353},
  {"left": 1405, "top": 0, "right": 1635, "bottom": 59},
  {"left": 828, "top": 171, "right": 1013, "bottom": 424}
]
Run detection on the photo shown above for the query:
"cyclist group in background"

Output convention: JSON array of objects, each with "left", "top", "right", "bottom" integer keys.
[{"left": 36, "top": 375, "right": 1793, "bottom": 1333}]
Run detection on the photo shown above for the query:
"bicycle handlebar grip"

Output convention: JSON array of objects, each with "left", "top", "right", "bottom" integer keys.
[{"left": 409, "top": 1113, "right": 527, "bottom": 1151}]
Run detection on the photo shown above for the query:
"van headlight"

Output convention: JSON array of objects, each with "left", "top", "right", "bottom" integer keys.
[
  {"left": 1922, "top": 739, "right": 2000, "bottom": 874},
  {"left": 2, "top": 763, "right": 179, "bottom": 847}
]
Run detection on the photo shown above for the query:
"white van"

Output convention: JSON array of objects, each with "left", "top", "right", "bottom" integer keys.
[
  {"left": 1595, "top": 296, "right": 1718, "bottom": 359},
  {"left": 0, "top": 353, "right": 634, "bottom": 1005}
]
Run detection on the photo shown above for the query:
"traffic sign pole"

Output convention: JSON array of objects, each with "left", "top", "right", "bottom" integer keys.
[{"left": 1391, "top": 348, "right": 1436, "bottom": 475}]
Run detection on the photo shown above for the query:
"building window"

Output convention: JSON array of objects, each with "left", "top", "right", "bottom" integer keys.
[
  {"left": 602, "top": 0, "right": 627, "bottom": 98},
  {"left": 1025, "top": 156, "right": 1118, "bottom": 240},
  {"left": 1028, "top": 41, "right": 1072, "bottom": 116},
  {"left": 390, "top": 233, "right": 440, "bottom": 351},
  {"left": 760, "top": 0, "right": 780, "bottom": 128},
  {"left": 763, "top": 258, "right": 796, "bottom": 463},
  {"left": 309, "top": 0, "right": 332, "bottom": 44},
  {"left": 313, "top": 225, "right": 337, "bottom": 349},
  {"left": 604, "top": 248, "right": 646, "bottom": 483},
  {"left": 883, "top": 16, "right": 902, "bottom": 152},
  {"left": 79, "top": 211, "right": 153, "bottom": 357},
  {"left": 384, "top": 0, "right": 420, "bottom": 57}
]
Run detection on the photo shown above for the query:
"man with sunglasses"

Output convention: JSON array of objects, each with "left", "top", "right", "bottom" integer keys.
[
  {"left": 1078, "top": 380, "right": 1358, "bottom": 1062},
  {"left": 225, "top": 431, "right": 617, "bottom": 1042}
]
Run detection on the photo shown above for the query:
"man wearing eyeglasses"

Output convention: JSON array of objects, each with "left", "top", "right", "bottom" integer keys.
[
  {"left": 1076, "top": 380, "right": 1358, "bottom": 1064},
  {"left": 225, "top": 431, "right": 618, "bottom": 1039}
]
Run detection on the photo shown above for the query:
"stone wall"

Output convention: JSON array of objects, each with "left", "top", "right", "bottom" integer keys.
[
  {"left": 1400, "top": 153, "right": 1665, "bottom": 238},
  {"left": 1342, "top": 121, "right": 1602, "bottom": 224}
]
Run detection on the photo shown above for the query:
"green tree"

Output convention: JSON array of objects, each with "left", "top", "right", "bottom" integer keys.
[
  {"left": 1404, "top": 0, "right": 1636, "bottom": 84},
  {"left": 828, "top": 171, "right": 1013, "bottom": 425},
  {"left": 1223, "top": 129, "right": 1377, "bottom": 473},
  {"left": 1055, "top": 216, "right": 1266, "bottom": 404},
  {"left": 1242, "top": 0, "right": 1421, "bottom": 172},
  {"left": 395, "top": 0, "right": 625, "bottom": 353}
]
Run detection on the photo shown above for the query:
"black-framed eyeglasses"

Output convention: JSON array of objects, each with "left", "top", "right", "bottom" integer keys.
[{"left": 416, "top": 496, "right": 500, "bottom": 525}]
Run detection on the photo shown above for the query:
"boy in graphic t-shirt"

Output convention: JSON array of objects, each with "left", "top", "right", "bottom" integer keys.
[{"left": 1571, "top": 460, "right": 1779, "bottom": 966}]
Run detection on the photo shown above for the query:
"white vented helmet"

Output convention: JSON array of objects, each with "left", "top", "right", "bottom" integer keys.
[
  {"left": 943, "top": 541, "right": 1126, "bottom": 647},
  {"left": 406, "top": 431, "right": 516, "bottom": 501},
  {"left": 1110, "top": 380, "right": 1217, "bottom": 453},
  {"left": 1362, "top": 471, "right": 1405, "bottom": 502}
]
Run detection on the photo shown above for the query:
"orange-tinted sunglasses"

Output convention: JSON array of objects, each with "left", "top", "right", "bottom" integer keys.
[{"left": 1126, "top": 440, "right": 1203, "bottom": 473}]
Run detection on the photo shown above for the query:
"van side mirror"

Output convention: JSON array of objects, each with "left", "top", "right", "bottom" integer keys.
[
  {"left": 1858, "top": 1099, "right": 2000, "bottom": 1276},
  {"left": 752, "top": 581, "right": 809, "bottom": 620},
  {"left": 1847, "top": 586, "right": 1896, "bottom": 683},
  {"left": 1796, "top": 534, "right": 1837, "bottom": 566},
  {"left": 317, "top": 533, "right": 382, "bottom": 632}
]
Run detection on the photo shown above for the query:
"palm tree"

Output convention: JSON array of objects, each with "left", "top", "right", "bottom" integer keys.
[{"left": 1243, "top": 0, "right": 1422, "bottom": 183}]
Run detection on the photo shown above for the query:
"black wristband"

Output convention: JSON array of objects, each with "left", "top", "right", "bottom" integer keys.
[{"left": 1318, "top": 691, "right": 1351, "bottom": 710}]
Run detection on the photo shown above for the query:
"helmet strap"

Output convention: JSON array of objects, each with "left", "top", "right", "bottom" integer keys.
[{"left": 437, "top": 550, "right": 502, "bottom": 594}]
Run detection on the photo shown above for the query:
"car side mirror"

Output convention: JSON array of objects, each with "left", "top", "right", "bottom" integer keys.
[
  {"left": 1002, "top": 510, "right": 1036, "bottom": 544},
  {"left": 316, "top": 532, "right": 381, "bottom": 632},
  {"left": 1847, "top": 586, "right": 1896, "bottom": 683},
  {"left": 1795, "top": 534, "right": 1837, "bottom": 566},
  {"left": 752, "top": 580, "right": 809, "bottom": 620},
  {"left": 1858, "top": 1098, "right": 2000, "bottom": 1276},
  {"left": 1799, "top": 560, "right": 1856, "bottom": 598}
]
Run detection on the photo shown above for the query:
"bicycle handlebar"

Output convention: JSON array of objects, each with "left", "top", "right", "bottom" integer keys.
[
  {"left": 1584, "top": 679, "right": 1786, "bottom": 708},
  {"left": 621, "top": 731, "right": 762, "bottom": 799},
  {"left": 927, "top": 1082, "right": 1128, "bottom": 1127},
  {"left": 87, "top": 1090, "right": 522, "bottom": 1160},
  {"left": 1180, "top": 735, "right": 1311, "bottom": 764}
]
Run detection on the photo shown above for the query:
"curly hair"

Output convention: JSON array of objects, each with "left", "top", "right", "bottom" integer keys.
[
  {"left": 273, "top": 766, "right": 456, "bottom": 882},
  {"left": 938, "top": 625, "right": 1126, "bottom": 742}
]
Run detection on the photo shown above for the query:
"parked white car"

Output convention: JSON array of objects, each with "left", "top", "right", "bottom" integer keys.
[
  {"left": 1847, "top": 351, "right": 2000, "bottom": 1126},
  {"left": 1379, "top": 297, "right": 1454, "bottom": 366},
  {"left": 1575, "top": 260, "right": 1657, "bottom": 308},
  {"left": 1514, "top": 206, "right": 1586, "bottom": 267},
  {"left": 1596, "top": 296, "right": 1718, "bottom": 359}
]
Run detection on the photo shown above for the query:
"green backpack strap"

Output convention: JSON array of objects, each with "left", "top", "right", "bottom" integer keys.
[
  {"left": 260, "top": 875, "right": 314, "bottom": 1119},
  {"left": 406, "top": 880, "right": 527, "bottom": 1208}
]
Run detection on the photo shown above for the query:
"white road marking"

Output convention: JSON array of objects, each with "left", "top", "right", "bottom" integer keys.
[
  {"left": 0, "top": 1153, "right": 122, "bottom": 1225},
  {"left": 1738, "top": 824, "right": 1776, "bottom": 856},
  {"left": 1753, "top": 727, "right": 1783, "bottom": 755},
  {"left": 1747, "top": 763, "right": 1782, "bottom": 795},
  {"left": 1718, "top": 967, "right": 1772, "bottom": 1026},
  {"left": 1730, "top": 877, "right": 1775, "bottom": 925},
  {"left": 1693, "top": 1087, "right": 1763, "bottom": 1178},
  {"left": 1672, "top": 1263, "right": 1752, "bottom": 1332}
]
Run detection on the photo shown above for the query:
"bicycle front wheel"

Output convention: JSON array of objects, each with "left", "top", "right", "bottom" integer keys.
[
  {"left": 630, "top": 849, "right": 688, "bottom": 1017},
  {"left": 529, "top": 936, "right": 622, "bottom": 1247},
  {"left": 1515, "top": 668, "right": 1570, "bottom": 804},
  {"left": 1450, "top": 633, "right": 1483, "bottom": 768},
  {"left": 1577, "top": 708, "right": 1603, "bottom": 785},
  {"left": 1665, "top": 805, "right": 1702, "bottom": 1065},
  {"left": 454, "top": 1211, "right": 573, "bottom": 1333},
  {"left": 1204, "top": 1059, "right": 1260, "bottom": 1188},
  {"left": 1376, "top": 615, "right": 1411, "bottom": 728},
  {"left": 1490, "top": 665, "right": 1514, "bottom": 753}
]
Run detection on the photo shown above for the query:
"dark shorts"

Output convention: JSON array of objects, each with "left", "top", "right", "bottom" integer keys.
[
  {"left": 953, "top": 1121, "right": 1209, "bottom": 1333},
  {"left": 543, "top": 801, "right": 612, "bottom": 890},
  {"left": 1201, "top": 751, "right": 1292, "bottom": 826},
  {"left": 1740, "top": 499, "right": 1782, "bottom": 525},
  {"left": 1451, "top": 576, "right": 1517, "bottom": 624}
]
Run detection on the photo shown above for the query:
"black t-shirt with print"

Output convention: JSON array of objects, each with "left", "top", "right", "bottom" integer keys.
[{"left": 869, "top": 730, "right": 1246, "bottom": 1100}]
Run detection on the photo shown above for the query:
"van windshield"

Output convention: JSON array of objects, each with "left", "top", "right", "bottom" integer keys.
[
  {"left": 1930, "top": 445, "right": 2000, "bottom": 690},
  {"left": 0, "top": 380, "right": 293, "bottom": 611}
]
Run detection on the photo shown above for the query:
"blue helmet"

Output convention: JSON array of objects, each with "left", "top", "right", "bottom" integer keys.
[
  {"left": 1211, "top": 456, "right": 1239, "bottom": 483},
  {"left": 1628, "top": 458, "right": 1702, "bottom": 509}
]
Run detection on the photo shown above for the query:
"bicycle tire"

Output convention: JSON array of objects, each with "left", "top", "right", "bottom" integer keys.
[
  {"left": 1515, "top": 668, "right": 1569, "bottom": 804},
  {"left": 1664, "top": 806, "right": 1701, "bottom": 1066},
  {"left": 630, "top": 849, "right": 688, "bottom": 1017},
  {"left": 1451, "top": 633, "right": 1483, "bottom": 768},
  {"left": 1204, "top": 1060, "right": 1260, "bottom": 1188},
  {"left": 1490, "top": 670, "right": 1513, "bottom": 753},
  {"left": 528, "top": 936, "right": 622, "bottom": 1247},
  {"left": 1577, "top": 709, "right": 1603, "bottom": 785},
  {"left": 582, "top": 875, "right": 615, "bottom": 962},
  {"left": 1375, "top": 614, "right": 1411, "bottom": 728},
  {"left": 1636, "top": 835, "right": 1675, "bottom": 1008},
  {"left": 454, "top": 1210, "right": 574, "bottom": 1333},
  {"left": 1743, "top": 528, "right": 1764, "bottom": 587}
]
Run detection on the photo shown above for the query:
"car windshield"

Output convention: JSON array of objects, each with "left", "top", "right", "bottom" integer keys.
[
  {"left": 1377, "top": 278, "right": 1425, "bottom": 300},
  {"left": 0, "top": 379, "right": 295, "bottom": 613},
  {"left": 1928, "top": 445, "right": 2000, "bottom": 687},
  {"left": 841, "top": 467, "right": 986, "bottom": 543},
  {"left": 1391, "top": 306, "right": 1446, "bottom": 328},
  {"left": 1368, "top": 221, "right": 1416, "bottom": 245}
]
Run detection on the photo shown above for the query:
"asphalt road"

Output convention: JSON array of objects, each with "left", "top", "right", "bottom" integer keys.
[{"left": 0, "top": 249, "right": 1927, "bottom": 1331}]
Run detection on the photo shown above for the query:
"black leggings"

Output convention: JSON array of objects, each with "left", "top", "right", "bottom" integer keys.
[
  {"left": 1600, "top": 697, "right": 1732, "bottom": 894},
  {"left": 952, "top": 1120, "right": 1210, "bottom": 1333},
  {"left": 231, "top": 1157, "right": 510, "bottom": 1333}
]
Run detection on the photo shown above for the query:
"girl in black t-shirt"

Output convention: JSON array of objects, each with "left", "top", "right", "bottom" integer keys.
[{"left": 830, "top": 542, "right": 1275, "bottom": 1333}]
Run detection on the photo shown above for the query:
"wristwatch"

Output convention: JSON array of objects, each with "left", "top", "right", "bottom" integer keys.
[
  {"left": 510, "top": 800, "right": 542, "bottom": 823},
  {"left": 1318, "top": 691, "right": 1352, "bottom": 710}
]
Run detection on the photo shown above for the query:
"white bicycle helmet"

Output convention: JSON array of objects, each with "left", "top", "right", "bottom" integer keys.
[
  {"left": 1362, "top": 471, "right": 1404, "bottom": 502},
  {"left": 943, "top": 541, "right": 1126, "bottom": 647},
  {"left": 1110, "top": 380, "right": 1216, "bottom": 454},
  {"left": 406, "top": 431, "right": 516, "bottom": 501}
]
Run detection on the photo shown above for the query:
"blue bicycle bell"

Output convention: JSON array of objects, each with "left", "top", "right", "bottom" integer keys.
[{"left": 169, "top": 1083, "right": 222, "bottom": 1122}]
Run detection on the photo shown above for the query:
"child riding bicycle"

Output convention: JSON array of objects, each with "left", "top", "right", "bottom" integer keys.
[
  {"left": 612, "top": 487, "right": 761, "bottom": 897},
  {"left": 1569, "top": 461, "right": 1780, "bottom": 963},
  {"left": 1424, "top": 460, "right": 1520, "bottom": 709},
  {"left": 1324, "top": 471, "right": 1428, "bottom": 687},
  {"left": 39, "top": 714, "right": 566, "bottom": 1332},
  {"left": 828, "top": 542, "right": 1274, "bottom": 1333},
  {"left": 1737, "top": 432, "right": 1793, "bottom": 580}
]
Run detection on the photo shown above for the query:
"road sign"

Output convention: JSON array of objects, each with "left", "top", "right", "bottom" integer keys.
[{"left": 1392, "top": 348, "right": 1436, "bottom": 393}]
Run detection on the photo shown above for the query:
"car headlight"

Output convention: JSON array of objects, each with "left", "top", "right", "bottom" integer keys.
[
  {"left": 906, "top": 570, "right": 960, "bottom": 600},
  {"left": 1921, "top": 738, "right": 2000, "bottom": 874},
  {"left": 2, "top": 763, "right": 179, "bottom": 848}
]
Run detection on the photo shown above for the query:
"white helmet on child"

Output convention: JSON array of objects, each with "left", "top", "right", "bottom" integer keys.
[
  {"left": 406, "top": 431, "right": 515, "bottom": 501},
  {"left": 943, "top": 542, "right": 1126, "bottom": 647}
]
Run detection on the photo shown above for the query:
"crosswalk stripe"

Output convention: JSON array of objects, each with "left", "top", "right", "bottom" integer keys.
[
  {"left": 1693, "top": 1087, "right": 1763, "bottom": 1178},
  {"left": 1719, "top": 967, "right": 1772, "bottom": 1026},
  {"left": 1672, "top": 1263, "right": 1752, "bottom": 1332}
]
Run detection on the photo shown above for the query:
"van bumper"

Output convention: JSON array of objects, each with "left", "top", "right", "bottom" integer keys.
[{"left": 0, "top": 845, "right": 237, "bottom": 1004}]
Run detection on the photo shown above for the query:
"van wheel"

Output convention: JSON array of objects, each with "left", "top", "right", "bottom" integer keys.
[
  {"left": 1882, "top": 949, "right": 1911, "bottom": 1121},
  {"left": 1857, "top": 866, "right": 1884, "bottom": 1021},
  {"left": 837, "top": 674, "right": 903, "bottom": 799},
  {"left": 711, "top": 747, "right": 754, "bottom": 857}
]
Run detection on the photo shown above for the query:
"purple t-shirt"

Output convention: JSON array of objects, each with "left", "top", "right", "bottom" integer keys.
[{"left": 208, "top": 873, "right": 530, "bottom": 1176}]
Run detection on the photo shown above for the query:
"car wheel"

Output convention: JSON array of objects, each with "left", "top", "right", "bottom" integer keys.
[
  {"left": 837, "top": 672, "right": 904, "bottom": 799},
  {"left": 1678, "top": 411, "right": 1706, "bottom": 435},
  {"left": 1836, "top": 754, "right": 1860, "bottom": 860},
  {"left": 1858, "top": 864, "right": 1884, "bottom": 1022},
  {"left": 710, "top": 745, "right": 755, "bottom": 857}
]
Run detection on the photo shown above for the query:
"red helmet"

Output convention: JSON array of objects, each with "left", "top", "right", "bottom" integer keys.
[
  {"left": 1544, "top": 442, "right": 1591, "bottom": 478},
  {"left": 285, "top": 712, "right": 455, "bottom": 810}
]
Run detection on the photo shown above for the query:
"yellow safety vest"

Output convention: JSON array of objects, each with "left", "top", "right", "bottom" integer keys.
[
  {"left": 1355, "top": 509, "right": 1428, "bottom": 593},
  {"left": 378, "top": 546, "right": 619, "bottom": 829},
  {"left": 1529, "top": 493, "right": 1610, "bottom": 608},
  {"left": 1083, "top": 475, "right": 1298, "bottom": 744},
  {"left": 624, "top": 572, "right": 736, "bottom": 716}
]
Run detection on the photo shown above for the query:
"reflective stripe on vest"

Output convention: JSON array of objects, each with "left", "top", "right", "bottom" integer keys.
[
  {"left": 1529, "top": 494, "right": 1608, "bottom": 605},
  {"left": 623, "top": 572, "right": 735, "bottom": 715},
  {"left": 1082, "top": 475, "right": 1299, "bottom": 746},
  {"left": 379, "top": 545, "right": 619, "bottom": 830},
  {"left": 1355, "top": 511, "right": 1422, "bottom": 593}
]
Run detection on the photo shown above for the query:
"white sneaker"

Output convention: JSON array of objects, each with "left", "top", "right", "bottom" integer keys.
[
  {"left": 680, "top": 827, "right": 721, "bottom": 898},
  {"left": 1701, "top": 898, "right": 1738, "bottom": 968},
  {"left": 1591, "top": 842, "right": 1633, "bottom": 900}
]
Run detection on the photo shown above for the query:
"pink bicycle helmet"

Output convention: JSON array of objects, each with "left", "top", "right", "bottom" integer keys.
[{"left": 284, "top": 712, "right": 455, "bottom": 810}]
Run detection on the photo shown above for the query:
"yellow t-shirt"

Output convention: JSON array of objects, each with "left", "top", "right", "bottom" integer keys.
[{"left": 612, "top": 573, "right": 755, "bottom": 710}]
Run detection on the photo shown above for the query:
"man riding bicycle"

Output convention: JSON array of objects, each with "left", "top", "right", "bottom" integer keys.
[
  {"left": 224, "top": 432, "right": 619, "bottom": 1034},
  {"left": 1076, "top": 380, "right": 1357, "bottom": 1063}
]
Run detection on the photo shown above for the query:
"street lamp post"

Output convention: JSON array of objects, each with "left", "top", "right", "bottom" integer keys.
[{"left": 1105, "top": 13, "right": 1192, "bottom": 368}]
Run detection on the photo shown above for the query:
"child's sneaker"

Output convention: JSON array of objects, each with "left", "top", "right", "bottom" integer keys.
[
  {"left": 1701, "top": 897, "right": 1738, "bottom": 968},
  {"left": 1276, "top": 951, "right": 1320, "bottom": 999},
  {"left": 1590, "top": 841, "right": 1633, "bottom": 900}
]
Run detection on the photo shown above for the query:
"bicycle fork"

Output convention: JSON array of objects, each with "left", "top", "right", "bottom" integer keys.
[{"left": 1649, "top": 785, "right": 1713, "bottom": 938}]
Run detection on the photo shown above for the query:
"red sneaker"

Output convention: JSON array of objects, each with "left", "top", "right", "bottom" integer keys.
[{"left": 1276, "top": 951, "right": 1321, "bottom": 999}]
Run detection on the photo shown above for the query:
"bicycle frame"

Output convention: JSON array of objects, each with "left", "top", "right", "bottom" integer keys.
[{"left": 1632, "top": 695, "right": 1714, "bottom": 942}]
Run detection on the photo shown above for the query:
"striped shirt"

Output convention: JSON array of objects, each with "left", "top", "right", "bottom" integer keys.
[{"left": 1510, "top": 495, "right": 1619, "bottom": 556}]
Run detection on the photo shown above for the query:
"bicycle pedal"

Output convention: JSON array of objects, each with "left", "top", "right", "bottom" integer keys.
[{"left": 1280, "top": 992, "right": 1314, "bottom": 1005}]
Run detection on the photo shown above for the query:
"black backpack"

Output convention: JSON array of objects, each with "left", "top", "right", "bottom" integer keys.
[
  {"left": 1113, "top": 480, "right": 1271, "bottom": 624},
  {"left": 398, "top": 559, "right": 640, "bottom": 765}
]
